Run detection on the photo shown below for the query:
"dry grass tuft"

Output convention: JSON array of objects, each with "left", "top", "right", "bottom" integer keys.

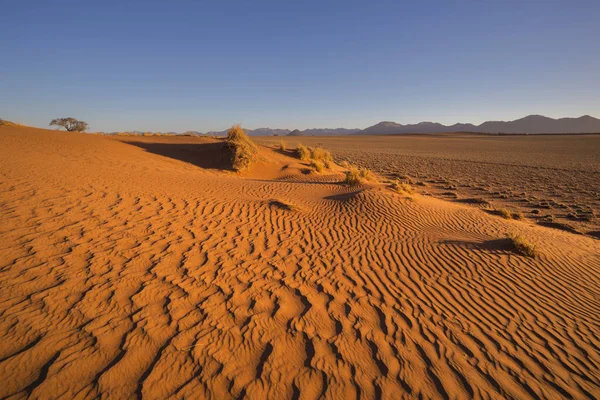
[
  {"left": 310, "top": 160, "right": 324, "bottom": 173},
  {"left": 494, "top": 208, "right": 524, "bottom": 220},
  {"left": 507, "top": 233, "right": 537, "bottom": 257},
  {"left": 279, "top": 140, "right": 287, "bottom": 151},
  {"left": 390, "top": 180, "right": 414, "bottom": 195},
  {"left": 296, "top": 144, "right": 335, "bottom": 168},
  {"left": 225, "top": 125, "right": 258, "bottom": 171},
  {"left": 297, "top": 144, "right": 311, "bottom": 161},
  {"left": 311, "top": 147, "right": 333, "bottom": 162},
  {"left": 497, "top": 208, "right": 513, "bottom": 219},
  {"left": 344, "top": 165, "right": 375, "bottom": 185}
]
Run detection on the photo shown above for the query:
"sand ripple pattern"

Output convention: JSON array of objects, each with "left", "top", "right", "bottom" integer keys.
[{"left": 1, "top": 128, "right": 600, "bottom": 399}]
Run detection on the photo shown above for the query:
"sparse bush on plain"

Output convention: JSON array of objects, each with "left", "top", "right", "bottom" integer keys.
[
  {"left": 507, "top": 232, "right": 537, "bottom": 257},
  {"left": 49, "top": 117, "right": 88, "bottom": 132},
  {"left": 279, "top": 140, "right": 287, "bottom": 151},
  {"left": 225, "top": 124, "right": 258, "bottom": 171}
]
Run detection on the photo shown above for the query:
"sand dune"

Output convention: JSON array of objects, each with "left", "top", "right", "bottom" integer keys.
[{"left": 1, "top": 125, "right": 599, "bottom": 399}]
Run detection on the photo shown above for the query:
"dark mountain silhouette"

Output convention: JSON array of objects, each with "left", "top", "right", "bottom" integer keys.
[
  {"left": 361, "top": 115, "right": 600, "bottom": 134},
  {"left": 206, "top": 127, "right": 361, "bottom": 136},
  {"left": 100, "top": 115, "right": 599, "bottom": 136}
]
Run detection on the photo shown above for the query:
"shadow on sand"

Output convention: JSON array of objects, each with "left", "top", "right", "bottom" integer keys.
[
  {"left": 123, "top": 141, "right": 233, "bottom": 170},
  {"left": 440, "top": 238, "right": 514, "bottom": 253}
]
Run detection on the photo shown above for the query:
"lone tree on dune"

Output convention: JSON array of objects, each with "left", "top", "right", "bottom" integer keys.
[{"left": 50, "top": 117, "right": 89, "bottom": 132}]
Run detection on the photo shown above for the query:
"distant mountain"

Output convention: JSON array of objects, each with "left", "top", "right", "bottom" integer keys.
[
  {"left": 98, "top": 115, "right": 600, "bottom": 137},
  {"left": 301, "top": 128, "right": 361, "bottom": 135},
  {"left": 476, "top": 115, "right": 600, "bottom": 134},
  {"left": 204, "top": 127, "right": 291, "bottom": 137},
  {"left": 205, "top": 127, "right": 362, "bottom": 136},
  {"left": 361, "top": 115, "right": 600, "bottom": 135}
]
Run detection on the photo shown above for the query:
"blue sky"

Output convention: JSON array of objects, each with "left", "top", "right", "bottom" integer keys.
[{"left": 1, "top": 0, "right": 599, "bottom": 132}]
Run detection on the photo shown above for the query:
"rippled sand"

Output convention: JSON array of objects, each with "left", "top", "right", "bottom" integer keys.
[{"left": 1, "top": 126, "right": 599, "bottom": 399}]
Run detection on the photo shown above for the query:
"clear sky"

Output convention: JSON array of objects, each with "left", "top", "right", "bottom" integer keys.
[{"left": 1, "top": 0, "right": 599, "bottom": 132}]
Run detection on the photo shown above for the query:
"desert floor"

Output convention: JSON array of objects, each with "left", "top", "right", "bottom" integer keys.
[
  {"left": 1, "top": 126, "right": 599, "bottom": 399},
  {"left": 258, "top": 134, "right": 600, "bottom": 238}
]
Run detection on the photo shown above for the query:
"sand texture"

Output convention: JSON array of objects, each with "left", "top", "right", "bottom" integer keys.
[
  {"left": 258, "top": 134, "right": 600, "bottom": 238},
  {"left": 1, "top": 126, "right": 600, "bottom": 399}
]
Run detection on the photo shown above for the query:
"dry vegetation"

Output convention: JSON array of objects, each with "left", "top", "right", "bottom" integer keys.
[
  {"left": 295, "top": 143, "right": 336, "bottom": 174},
  {"left": 309, "top": 159, "right": 324, "bottom": 173},
  {"left": 344, "top": 165, "right": 376, "bottom": 185},
  {"left": 296, "top": 143, "right": 311, "bottom": 161},
  {"left": 225, "top": 124, "right": 258, "bottom": 171},
  {"left": 390, "top": 180, "right": 414, "bottom": 195},
  {"left": 507, "top": 232, "right": 538, "bottom": 257},
  {"left": 257, "top": 134, "right": 600, "bottom": 237}
]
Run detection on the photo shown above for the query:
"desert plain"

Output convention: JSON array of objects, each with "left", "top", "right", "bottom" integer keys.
[{"left": 1, "top": 124, "right": 599, "bottom": 399}]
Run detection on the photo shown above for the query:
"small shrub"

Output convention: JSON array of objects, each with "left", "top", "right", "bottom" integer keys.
[
  {"left": 390, "top": 180, "right": 414, "bottom": 195},
  {"left": 507, "top": 233, "right": 537, "bottom": 257},
  {"left": 344, "top": 165, "right": 375, "bottom": 185},
  {"left": 497, "top": 208, "right": 513, "bottom": 219},
  {"left": 359, "top": 168, "right": 375, "bottom": 182},
  {"left": 226, "top": 124, "right": 258, "bottom": 171},
  {"left": 310, "top": 160, "right": 324, "bottom": 173},
  {"left": 279, "top": 140, "right": 287, "bottom": 151},
  {"left": 513, "top": 211, "right": 524, "bottom": 220},
  {"left": 323, "top": 159, "right": 332, "bottom": 169},
  {"left": 297, "top": 144, "right": 311, "bottom": 161},
  {"left": 311, "top": 147, "right": 333, "bottom": 162},
  {"left": 344, "top": 167, "right": 361, "bottom": 185}
]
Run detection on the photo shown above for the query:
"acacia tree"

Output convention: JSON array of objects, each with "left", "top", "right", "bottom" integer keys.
[{"left": 50, "top": 117, "right": 89, "bottom": 132}]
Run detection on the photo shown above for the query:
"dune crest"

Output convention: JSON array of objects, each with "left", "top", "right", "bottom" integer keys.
[{"left": 1, "top": 125, "right": 599, "bottom": 399}]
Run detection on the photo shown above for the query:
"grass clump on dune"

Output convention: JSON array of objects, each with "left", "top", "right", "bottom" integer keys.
[
  {"left": 390, "top": 180, "right": 414, "bottom": 195},
  {"left": 310, "top": 160, "right": 324, "bottom": 173},
  {"left": 296, "top": 144, "right": 334, "bottom": 169},
  {"left": 297, "top": 144, "right": 311, "bottom": 161},
  {"left": 225, "top": 124, "right": 258, "bottom": 171},
  {"left": 311, "top": 147, "right": 333, "bottom": 162},
  {"left": 507, "top": 232, "right": 537, "bottom": 257},
  {"left": 279, "top": 140, "right": 287, "bottom": 151},
  {"left": 497, "top": 208, "right": 513, "bottom": 219},
  {"left": 344, "top": 165, "right": 375, "bottom": 185},
  {"left": 495, "top": 208, "right": 525, "bottom": 220}
]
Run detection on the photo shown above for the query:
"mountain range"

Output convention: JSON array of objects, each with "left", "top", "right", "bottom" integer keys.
[
  {"left": 105, "top": 115, "right": 600, "bottom": 136},
  {"left": 361, "top": 115, "right": 600, "bottom": 135},
  {"left": 210, "top": 115, "right": 600, "bottom": 136}
]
